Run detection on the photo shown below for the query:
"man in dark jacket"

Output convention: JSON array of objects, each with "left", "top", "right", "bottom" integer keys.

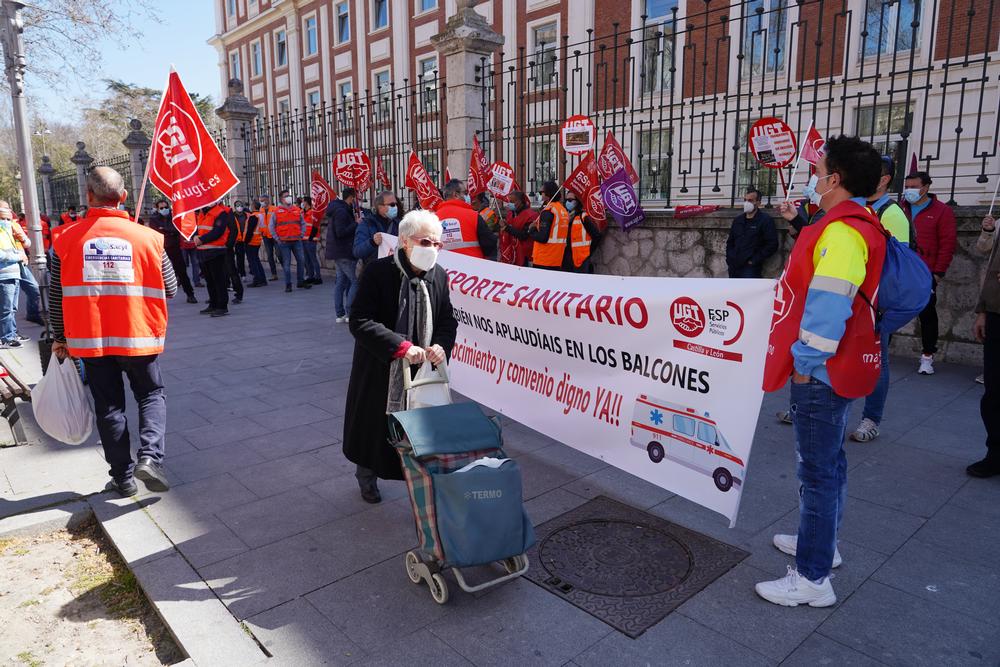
[
  {"left": 326, "top": 188, "right": 359, "bottom": 323},
  {"left": 353, "top": 191, "right": 400, "bottom": 266},
  {"left": 726, "top": 188, "right": 778, "bottom": 278},
  {"left": 148, "top": 199, "right": 197, "bottom": 303}
]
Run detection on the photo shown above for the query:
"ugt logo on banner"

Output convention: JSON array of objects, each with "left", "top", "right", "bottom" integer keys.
[{"left": 334, "top": 148, "right": 373, "bottom": 191}]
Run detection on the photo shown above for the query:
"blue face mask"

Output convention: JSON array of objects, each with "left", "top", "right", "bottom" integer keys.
[
  {"left": 504, "top": 202, "right": 517, "bottom": 211},
  {"left": 565, "top": 200, "right": 577, "bottom": 212},
  {"left": 903, "top": 188, "right": 922, "bottom": 204},
  {"left": 386, "top": 205, "right": 399, "bottom": 219}
]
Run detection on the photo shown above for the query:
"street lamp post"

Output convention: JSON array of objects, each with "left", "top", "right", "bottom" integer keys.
[{"left": 0, "top": 0, "right": 46, "bottom": 281}]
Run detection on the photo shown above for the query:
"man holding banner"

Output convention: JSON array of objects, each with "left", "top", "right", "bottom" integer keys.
[{"left": 759, "top": 136, "right": 886, "bottom": 608}]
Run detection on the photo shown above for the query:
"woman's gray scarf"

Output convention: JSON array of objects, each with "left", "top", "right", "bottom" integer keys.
[{"left": 386, "top": 249, "right": 433, "bottom": 413}]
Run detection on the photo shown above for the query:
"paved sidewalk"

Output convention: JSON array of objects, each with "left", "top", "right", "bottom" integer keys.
[{"left": 1, "top": 279, "right": 998, "bottom": 666}]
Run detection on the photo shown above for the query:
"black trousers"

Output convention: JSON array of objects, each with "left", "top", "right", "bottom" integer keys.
[
  {"left": 83, "top": 355, "right": 165, "bottom": 481},
  {"left": 983, "top": 312, "right": 1000, "bottom": 462},
  {"left": 919, "top": 278, "right": 939, "bottom": 355},
  {"left": 166, "top": 246, "right": 194, "bottom": 297},
  {"left": 234, "top": 243, "right": 247, "bottom": 277},
  {"left": 200, "top": 252, "right": 229, "bottom": 311},
  {"left": 226, "top": 249, "right": 244, "bottom": 300}
]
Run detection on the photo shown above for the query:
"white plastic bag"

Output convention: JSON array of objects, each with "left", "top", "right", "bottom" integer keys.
[
  {"left": 32, "top": 358, "right": 93, "bottom": 445},
  {"left": 407, "top": 361, "right": 452, "bottom": 410}
]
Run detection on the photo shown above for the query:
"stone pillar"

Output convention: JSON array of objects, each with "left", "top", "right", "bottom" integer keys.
[
  {"left": 122, "top": 118, "right": 152, "bottom": 216},
  {"left": 70, "top": 141, "right": 93, "bottom": 206},
  {"left": 432, "top": 1, "right": 504, "bottom": 181},
  {"left": 37, "top": 155, "right": 54, "bottom": 217},
  {"left": 216, "top": 78, "right": 260, "bottom": 202}
]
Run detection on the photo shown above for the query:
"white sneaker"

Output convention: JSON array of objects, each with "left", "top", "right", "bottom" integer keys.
[
  {"left": 755, "top": 565, "right": 837, "bottom": 607},
  {"left": 918, "top": 354, "right": 935, "bottom": 375},
  {"left": 335, "top": 316, "right": 347, "bottom": 323},
  {"left": 850, "top": 418, "right": 879, "bottom": 443},
  {"left": 975, "top": 374, "right": 984, "bottom": 385},
  {"left": 772, "top": 533, "right": 842, "bottom": 568}
]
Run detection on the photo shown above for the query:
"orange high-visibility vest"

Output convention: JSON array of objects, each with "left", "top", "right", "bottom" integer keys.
[
  {"left": 436, "top": 200, "right": 485, "bottom": 258},
  {"left": 247, "top": 213, "right": 263, "bottom": 246},
  {"left": 195, "top": 205, "right": 230, "bottom": 250},
  {"left": 272, "top": 205, "right": 304, "bottom": 241},
  {"left": 51, "top": 207, "right": 168, "bottom": 358},
  {"left": 532, "top": 202, "right": 569, "bottom": 268},
  {"left": 259, "top": 206, "right": 273, "bottom": 238},
  {"left": 304, "top": 208, "right": 323, "bottom": 240},
  {"left": 60, "top": 212, "right": 77, "bottom": 226},
  {"left": 569, "top": 215, "right": 591, "bottom": 267},
  {"left": 234, "top": 214, "right": 249, "bottom": 243}
]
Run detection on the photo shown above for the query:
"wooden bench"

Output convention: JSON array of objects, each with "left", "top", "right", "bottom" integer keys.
[{"left": 0, "top": 363, "right": 30, "bottom": 447}]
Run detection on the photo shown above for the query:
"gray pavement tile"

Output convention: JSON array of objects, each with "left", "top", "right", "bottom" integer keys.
[
  {"left": 426, "top": 577, "right": 614, "bottom": 666},
  {"left": 240, "top": 423, "right": 337, "bottom": 461},
  {"left": 217, "top": 487, "right": 338, "bottom": 548},
  {"left": 305, "top": 497, "right": 417, "bottom": 575},
  {"left": 574, "top": 612, "right": 772, "bottom": 666},
  {"left": 857, "top": 441, "right": 977, "bottom": 481},
  {"left": 199, "top": 532, "right": 348, "bottom": 620},
  {"left": 947, "top": 478, "right": 1000, "bottom": 520},
  {"left": 834, "top": 498, "right": 926, "bottom": 556},
  {"left": 817, "top": 581, "right": 1000, "bottom": 667},
  {"left": 782, "top": 634, "right": 887, "bottom": 666},
  {"left": 530, "top": 442, "right": 608, "bottom": 477},
  {"left": 179, "top": 416, "right": 272, "bottom": 450},
  {"left": 910, "top": 503, "right": 1000, "bottom": 570},
  {"left": 523, "top": 488, "right": 592, "bottom": 527},
  {"left": 307, "top": 557, "right": 465, "bottom": 649},
  {"left": 246, "top": 598, "right": 366, "bottom": 666},
  {"left": 501, "top": 422, "right": 560, "bottom": 456},
  {"left": 90, "top": 494, "right": 174, "bottom": 567},
  {"left": 248, "top": 404, "right": 338, "bottom": 432},
  {"left": 561, "top": 464, "right": 676, "bottom": 509},
  {"left": 677, "top": 563, "right": 836, "bottom": 662},
  {"left": 846, "top": 459, "right": 959, "bottom": 518},
  {"left": 145, "top": 472, "right": 257, "bottom": 517},
  {"left": 232, "top": 451, "right": 343, "bottom": 499},
  {"left": 895, "top": 423, "right": 988, "bottom": 461},
  {"left": 163, "top": 440, "right": 267, "bottom": 483},
  {"left": 308, "top": 417, "right": 344, "bottom": 443},
  {"left": 871, "top": 539, "right": 1000, "bottom": 624},
  {"left": 353, "top": 630, "right": 472, "bottom": 667},
  {"left": 190, "top": 395, "right": 273, "bottom": 423},
  {"left": 311, "top": 444, "right": 368, "bottom": 478},
  {"left": 307, "top": 476, "right": 409, "bottom": 514},
  {"left": 152, "top": 508, "right": 249, "bottom": 568},
  {"left": 164, "top": 434, "right": 197, "bottom": 457}
]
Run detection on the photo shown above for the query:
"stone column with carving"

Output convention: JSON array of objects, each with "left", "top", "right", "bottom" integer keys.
[
  {"left": 37, "top": 155, "right": 54, "bottom": 217},
  {"left": 216, "top": 78, "right": 260, "bottom": 202},
  {"left": 123, "top": 118, "right": 152, "bottom": 216},
  {"left": 432, "top": 2, "right": 504, "bottom": 181},
  {"left": 70, "top": 141, "right": 93, "bottom": 206}
]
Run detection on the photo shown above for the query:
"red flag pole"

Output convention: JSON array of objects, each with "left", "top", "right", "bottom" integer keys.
[{"left": 777, "top": 165, "right": 788, "bottom": 199}]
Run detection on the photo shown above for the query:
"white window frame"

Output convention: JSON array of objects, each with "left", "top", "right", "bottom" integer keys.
[
  {"left": 229, "top": 50, "right": 242, "bottom": 80},
  {"left": 528, "top": 18, "right": 559, "bottom": 90},
  {"left": 274, "top": 29, "right": 287, "bottom": 68},
  {"left": 640, "top": 0, "right": 677, "bottom": 96},
  {"left": 636, "top": 127, "right": 673, "bottom": 203},
  {"left": 303, "top": 14, "right": 319, "bottom": 57},
  {"left": 250, "top": 39, "right": 263, "bottom": 78},
  {"left": 335, "top": 1, "right": 351, "bottom": 44},
  {"left": 417, "top": 55, "right": 438, "bottom": 111},
  {"left": 337, "top": 79, "right": 354, "bottom": 128},
  {"left": 306, "top": 89, "right": 321, "bottom": 108},
  {"left": 854, "top": 102, "right": 914, "bottom": 192},
  {"left": 372, "top": 0, "right": 390, "bottom": 32},
  {"left": 415, "top": 0, "right": 437, "bottom": 16},
  {"left": 861, "top": 0, "right": 922, "bottom": 59},
  {"left": 373, "top": 68, "right": 392, "bottom": 120},
  {"left": 226, "top": 0, "right": 237, "bottom": 18},
  {"left": 529, "top": 137, "right": 557, "bottom": 193},
  {"left": 739, "top": 0, "right": 789, "bottom": 77}
]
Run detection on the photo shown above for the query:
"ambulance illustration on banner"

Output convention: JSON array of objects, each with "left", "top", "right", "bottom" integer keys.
[{"left": 629, "top": 395, "right": 745, "bottom": 492}]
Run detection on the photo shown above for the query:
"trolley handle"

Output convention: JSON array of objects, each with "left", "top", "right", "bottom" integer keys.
[{"left": 402, "top": 358, "right": 450, "bottom": 392}]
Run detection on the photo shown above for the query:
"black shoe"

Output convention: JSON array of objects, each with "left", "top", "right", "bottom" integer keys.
[
  {"left": 26, "top": 317, "right": 45, "bottom": 326},
  {"left": 285, "top": 285, "right": 293, "bottom": 293},
  {"left": 199, "top": 306, "right": 215, "bottom": 314},
  {"left": 233, "top": 297, "right": 243, "bottom": 304},
  {"left": 1, "top": 339, "right": 21, "bottom": 348},
  {"left": 359, "top": 484, "right": 382, "bottom": 504},
  {"left": 134, "top": 457, "right": 170, "bottom": 492},
  {"left": 14, "top": 333, "right": 29, "bottom": 342},
  {"left": 270, "top": 275, "right": 279, "bottom": 281},
  {"left": 194, "top": 282, "right": 204, "bottom": 288},
  {"left": 308, "top": 278, "right": 323, "bottom": 285},
  {"left": 105, "top": 477, "right": 138, "bottom": 497},
  {"left": 966, "top": 458, "right": 1000, "bottom": 478},
  {"left": 186, "top": 295, "right": 198, "bottom": 304},
  {"left": 211, "top": 309, "right": 229, "bottom": 317},
  {"left": 296, "top": 282, "right": 312, "bottom": 289}
]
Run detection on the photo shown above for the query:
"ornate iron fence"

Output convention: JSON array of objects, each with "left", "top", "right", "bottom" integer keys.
[
  {"left": 240, "top": 71, "right": 447, "bottom": 208},
  {"left": 477, "top": 0, "right": 999, "bottom": 207},
  {"left": 48, "top": 168, "right": 79, "bottom": 214}
]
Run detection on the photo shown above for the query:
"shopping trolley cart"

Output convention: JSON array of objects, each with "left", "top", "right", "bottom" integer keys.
[{"left": 388, "top": 363, "right": 534, "bottom": 604}]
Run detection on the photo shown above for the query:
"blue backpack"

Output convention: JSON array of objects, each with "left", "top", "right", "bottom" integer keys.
[{"left": 859, "top": 225, "right": 933, "bottom": 334}]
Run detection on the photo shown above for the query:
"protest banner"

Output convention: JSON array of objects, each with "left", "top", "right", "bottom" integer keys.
[
  {"left": 784, "top": 120, "right": 824, "bottom": 201},
  {"left": 468, "top": 136, "right": 490, "bottom": 197},
  {"left": 146, "top": 69, "right": 239, "bottom": 238},
  {"left": 376, "top": 156, "right": 391, "bottom": 189},
  {"left": 749, "top": 117, "right": 797, "bottom": 197},
  {"left": 487, "top": 161, "right": 517, "bottom": 198},
  {"left": 405, "top": 150, "right": 443, "bottom": 210},
  {"left": 597, "top": 131, "right": 640, "bottom": 185},
  {"left": 564, "top": 151, "right": 606, "bottom": 223},
  {"left": 601, "top": 168, "right": 645, "bottom": 231},
  {"left": 561, "top": 115, "right": 597, "bottom": 155},
  {"left": 310, "top": 170, "right": 337, "bottom": 211},
  {"left": 672, "top": 205, "right": 722, "bottom": 219},
  {"left": 334, "top": 148, "right": 373, "bottom": 191}
]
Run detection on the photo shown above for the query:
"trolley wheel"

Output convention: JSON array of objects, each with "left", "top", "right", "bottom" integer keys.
[
  {"left": 502, "top": 555, "right": 526, "bottom": 574},
  {"left": 405, "top": 551, "right": 422, "bottom": 584},
  {"left": 429, "top": 573, "right": 449, "bottom": 604}
]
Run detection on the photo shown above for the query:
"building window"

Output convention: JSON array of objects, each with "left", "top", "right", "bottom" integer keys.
[
  {"left": 641, "top": 0, "right": 677, "bottom": 95},
  {"left": 227, "top": 0, "right": 236, "bottom": 17},
  {"left": 417, "top": 0, "right": 437, "bottom": 12},
  {"left": 338, "top": 81, "right": 354, "bottom": 128},
  {"left": 251, "top": 40, "right": 262, "bottom": 77},
  {"left": 531, "top": 21, "right": 558, "bottom": 89},
  {"left": 529, "top": 139, "right": 557, "bottom": 194},
  {"left": 736, "top": 120, "right": 777, "bottom": 197},
  {"left": 304, "top": 16, "right": 318, "bottom": 56},
  {"left": 278, "top": 99, "right": 290, "bottom": 116},
  {"left": 278, "top": 98, "right": 291, "bottom": 138},
  {"left": 307, "top": 91, "right": 321, "bottom": 108},
  {"left": 374, "top": 70, "right": 391, "bottom": 120},
  {"left": 229, "top": 51, "right": 241, "bottom": 80},
  {"left": 420, "top": 152, "right": 440, "bottom": 186},
  {"left": 637, "top": 128, "right": 672, "bottom": 201},
  {"left": 306, "top": 91, "right": 321, "bottom": 131},
  {"left": 856, "top": 103, "right": 912, "bottom": 191},
  {"left": 373, "top": 0, "right": 389, "bottom": 30},
  {"left": 862, "top": 0, "right": 920, "bottom": 57},
  {"left": 336, "top": 2, "right": 350, "bottom": 43},
  {"left": 275, "top": 30, "right": 287, "bottom": 67},
  {"left": 417, "top": 56, "right": 438, "bottom": 111},
  {"left": 742, "top": 0, "right": 787, "bottom": 75}
]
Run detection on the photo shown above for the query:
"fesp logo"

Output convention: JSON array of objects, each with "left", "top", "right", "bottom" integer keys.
[{"left": 670, "top": 296, "right": 706, "bottom": 338}]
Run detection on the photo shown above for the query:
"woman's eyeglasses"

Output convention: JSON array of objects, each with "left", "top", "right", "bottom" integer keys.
[{"left": 414, "top": 237, "right": 443, "bottom": 249}]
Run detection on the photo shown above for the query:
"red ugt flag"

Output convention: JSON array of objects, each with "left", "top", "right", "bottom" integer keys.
[
  {"left": 405, "top": 150, "right": 443, "bottom": 210},
  {"left": 149, "top": 70, "right": 239, "bottom": 238},
  {"left": 468, "top": 136, "right": 490, "bottom": 197},
  {"left": 800, "top": 123, "right": 826, "bottom": 166},
  {"left": 376, "top": 157, "right": 391, "bottom": 189},
  {"left": 563, "top": 151, "right": 606, "bottom": 223},
  {"left": 310, "top": 170, "right": 337, "bottom": 212},
  {"left": 596, "top": 131, "right": 639, "bottom": 185}
]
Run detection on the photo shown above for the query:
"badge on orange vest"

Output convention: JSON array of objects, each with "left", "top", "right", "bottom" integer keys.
[
  {"left": 440, "top": 217, "right": 463, "bottom": 247},
  {"left": 83, "top": 237, "right": 134, "bottom": 283}
]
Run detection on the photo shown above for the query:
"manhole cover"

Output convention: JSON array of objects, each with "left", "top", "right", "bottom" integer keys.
[
  {"left": 538, "top": 520, "right": 692, "bottom": 596},
  {"left": 524, "top": 496, "right": 748, "bottom": 638}
]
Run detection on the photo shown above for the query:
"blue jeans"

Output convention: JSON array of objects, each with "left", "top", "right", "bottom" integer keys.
[
  {"left": 862, "top": 333, "right": 891, "bottom": 424},
  {"left": 0, "top": 278, "right": 18, "bottom": 341},
  {"left": 303, "top": 240, "right": 322, "bottom": 281},
  {"left": 17, "top": 263, "right": 41, "bottom": 320},
  {"left": 790, "top": 378, "right": 851, "bottom": 582},
  {"left": 262, "top": 237, "right": 280, "bottom": 277},
  {"left": 183, "top": 248, "right": 202, "bottom": 285},
  {"left": 246, "top": 244, "right": 267, "bottom": 284},
  {"left": 334, "top": 258, "right": 358, "bottom": 317},
  {"left": 277, "top": 240, "right": 305, "bottom": 286}
]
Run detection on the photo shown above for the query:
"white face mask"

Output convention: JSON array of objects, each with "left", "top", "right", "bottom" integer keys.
[
  {"left": 903, "top": 188, "right": 922, "bottom": 204},
  {"left": 408, "top": 244, "right": 439, "bottom": 272},
  {"left": 283, "top": 196, "right": 293, "bottom": 205},
  {"left": 743, "top": 201, "right": 756, "bottom": 214},
  {"left": 235, "top": 205, "right": 245, "bottom": 213}
]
